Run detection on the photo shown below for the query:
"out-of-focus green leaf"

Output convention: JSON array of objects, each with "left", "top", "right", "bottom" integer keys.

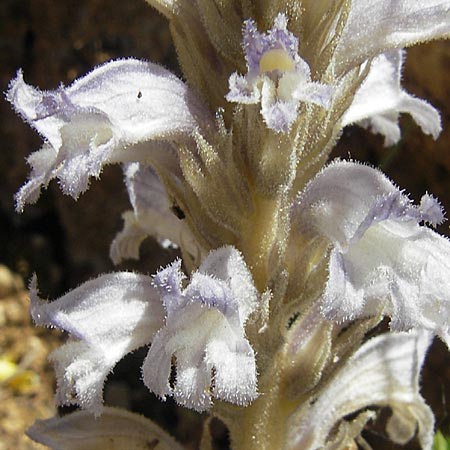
[{"left": 433, "top": 430, "right": 450, "bottom": 450}]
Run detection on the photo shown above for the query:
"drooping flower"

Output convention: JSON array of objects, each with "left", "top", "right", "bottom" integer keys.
[
  {"left": 143, "top": 246, "right": 258, "bottom": 411},
  {"left": 292, "top": 160, "right": 450, "bottom": 346},
  {"left": 287, "top": 330, "right": 434, "bottom": 449},
  {"left": 6, "top": 59, "right": 211, "bottom": 211},
  {"left": 342, "top": 50, "right": 441, "bottom": 146},
  {"left": 30, "top": 246, "right": 258, "bottom": 414},
  {"left": 110, "top": 162, "right": 201, "bottom": 265},
  {"left": 226, "top": 13, "right": 332, "bottom": 133}
]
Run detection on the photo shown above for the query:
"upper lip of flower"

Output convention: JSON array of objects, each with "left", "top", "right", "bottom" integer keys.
[{"left": 6, "top": 58, "right": 213, "bottom": 212}]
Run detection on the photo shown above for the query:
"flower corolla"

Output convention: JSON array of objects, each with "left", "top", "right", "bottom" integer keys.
[
  {"left": 30, "top": 246, "right": 258, "bottom": 414},
  {"left": 226, "top": 13, "right": 332, "bottom": 133},
  {"left": 6, "top": 59, "right": 211, "bottom": 211},
  {"left": 293, "top": 160, "right": 450, "bottom": 346}
]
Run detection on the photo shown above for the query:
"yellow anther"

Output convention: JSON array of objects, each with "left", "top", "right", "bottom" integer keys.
[{"left": 259, "top": 49, "right": 295, "bottom": 73}]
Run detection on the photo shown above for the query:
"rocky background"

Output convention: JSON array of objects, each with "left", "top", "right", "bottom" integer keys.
[{"left": 0, "top": 1, "right": 449, "bottom": 448}]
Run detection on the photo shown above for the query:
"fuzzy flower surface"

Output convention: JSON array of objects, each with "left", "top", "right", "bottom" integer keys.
[
  {"left": 226, "top": 13, "right": 332, "bottom": 132},
  {"left": 30, "top": 246, "right": 258, "bottom": 414},
  {"left": 6, "top": 59, "right": 211, "bottom": 211},
  {"left": 293, "top": 160, "right": 450, "bottom": 345},
  {"left": 343, "top": 50, "right": 441, "bottom": 145}
]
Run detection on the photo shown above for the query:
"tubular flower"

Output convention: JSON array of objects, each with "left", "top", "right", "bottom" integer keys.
[
  {"left": 293, "top": 160, "right": 450, "bottom": 345},
  {"left": 226, "top": 13, "right": 332, "bottom": 133},
  {"left": 6, "top": 59, "right": 211, "bottom": 211},
  {"left": 287, "top": 331, "right": 434, "bottom": 450},
  {"left": 30, "top": 246, "right": 258, "bottom": 414}
]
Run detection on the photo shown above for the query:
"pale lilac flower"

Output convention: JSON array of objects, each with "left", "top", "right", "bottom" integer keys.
[
  {"left": 226, "top": 13, "right": 332, "bottom": 133},
  {"left": 143, "top": 246, "right": 258, "bottom": 411},
  {"left": 292, "top": 160, "right": 450, "bottom": 345},
  {"left": 110, "top": 162, "right": 201, "bottom": 265},
  {"left": 6, "top": 59, "right": 211, "bottom": 211},
  {"left": 30, "top": 246, "right": 258, "bottom": 414},
  {"left": 288, "top": 330, "right": 433, "bottom": 449},
  {"left": 343, "top": 50, "right": 441, "bottom": 146},
  {"left": 332, "top": 0, "right": 450, "bottom": 77}
]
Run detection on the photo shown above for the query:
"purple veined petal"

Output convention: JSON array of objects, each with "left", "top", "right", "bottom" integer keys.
[
  {"left": 7, "top": 58, "right": 212, "bottom": 209},
  {"left": 242, "top": 14, "right": 300, "bottom": 72},
  {"left": 342, "top": 50, "right": 441, "bottom": 145},
  {"left": 322, "top": 219, "right": 450, "bottom": 347},
  {"left": 268, "top": 13, "right": 299, "bottom": 58},
  {"left": 287, "top": 331, "right": 434, "bottom": 449},
  {"left": 152, "top": 259, "right": 187, "bottom": 317},
  {"left": 293, "top": 160, "right": 450, "bottom": 347},
  {"left": 334, "top": 0, "right": 450, "bottom": 76},
  {"left": 186, "top": 272, "right": 239, "bottom": 324},
  {"left": 30, "top": 272, "right": 164, "bottom": 414},
  {"left": 292, "top": 160, "right": 413, "bottom": 250},
  {"left": 144, "top": 246, "right": 258, "bottom": 411},
  {"left": 243, "top": 18, "right": 272, "bottom": 73},
  {"left": 195, "top": 246, "right": 258, "bottom": 324}
]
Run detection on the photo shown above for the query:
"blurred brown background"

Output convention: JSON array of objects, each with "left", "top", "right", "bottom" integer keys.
[{"left": 0, "top": 1, "right": 449, "bottom": 448}]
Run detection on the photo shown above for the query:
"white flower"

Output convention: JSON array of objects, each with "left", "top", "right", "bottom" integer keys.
[
  {"left": 226, "top": 13, "right": 332, "bottom": 133},
  {"left": 30, "top": 246, "right": 258, "bottom": 414},
  {"left": 110, "top": 162, "right": 201, "bottom": 265},
  {"left": 143, "top": 246, "right": 258, "bottom": 411},
  {"left": 6, "top": 59, "right": 211, "bottom": 211},
  {"left": 332, "top": 0, "right": 450, "bottom": 77},
  {"left": 332, "top": 1, "right": 448, "bottom": 144},
  {"left": 342, "top": 50, "right": 441, "bottom": 146},
  {"left": 287, "top": 330, "right": 434, "bottom": 450},
  {"left": 292, "top": 160, "right": 450, "bottom": 345}
]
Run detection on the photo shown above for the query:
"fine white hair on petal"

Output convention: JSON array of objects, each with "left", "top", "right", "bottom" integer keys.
[
  {"left": 419, "top": 192, "right": 445, "bottom": 226},
  {"left": 293, "top": 160, "right": 450, "bottom": 347},
  {"left": 293, "top": 160, "right": 413, "bottom": 251},
  {"left": 29, "top": 273, "right": 164, "bottom": 415},
  {"left": 226, "top": 13, "right": 332, "bottom": 133},
  {"left": 342, "top": 50, "right": 441, "bottom": 145},
  {"left": 143, "top": 246, "right": 259, "bottom": 411},
  {"left": 287, "top": 330, "right": 434, "bottom": 450},
  {"left": 6, "top": 58, "right": 211, "bottom": 210},
  {"left": 334, "top": 0, "right": 450, "bottom": 76}
]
